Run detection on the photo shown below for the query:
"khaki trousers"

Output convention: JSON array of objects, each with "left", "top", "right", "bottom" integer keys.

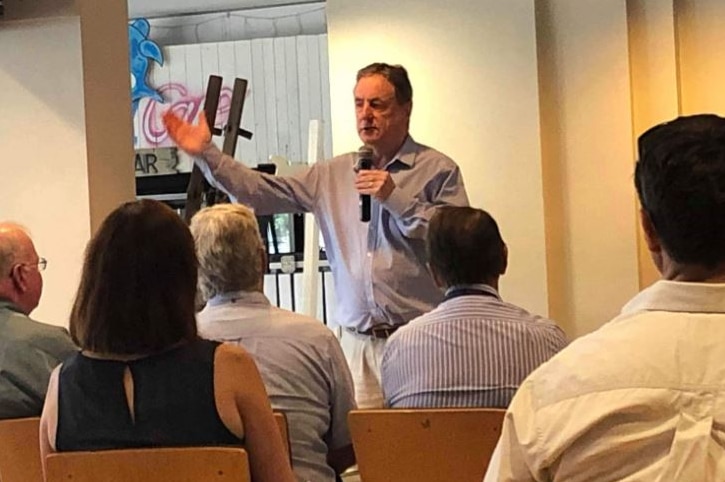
[{"left": 338, "top": 328, "right": 388, "bottom": 409}]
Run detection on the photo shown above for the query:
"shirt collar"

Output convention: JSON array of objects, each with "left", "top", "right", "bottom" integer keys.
[
  {"left": 443, "top": 283, "right": 501, "bottom": 300},
  {"left": 384, "top": 135, "right": 417, "bottom": 170},
  {"left": 206, "top": 290, "right": 271, "bottom": 308},
  {"left": 621, "top": 280, "right": 725, "bottom": 315},
  {"left": 0, "top": 298, "right": 23, "bottom": 314},
  {"left": 352, "top": 135, "right": 418, "bottom": 170}
]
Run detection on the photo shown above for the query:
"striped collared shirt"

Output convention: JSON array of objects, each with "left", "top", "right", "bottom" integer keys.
[{"left": 380, "top": 284, "right": 567, "bottom": 408}]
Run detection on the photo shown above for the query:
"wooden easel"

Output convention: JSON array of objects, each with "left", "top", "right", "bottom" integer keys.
[{"left": 183, "top": 75, "right": 253, "bottom": 223}]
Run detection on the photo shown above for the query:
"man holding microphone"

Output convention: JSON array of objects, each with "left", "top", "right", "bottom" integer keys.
[{"left": 164, "top": 62, "right": 468, "bottom": 408}]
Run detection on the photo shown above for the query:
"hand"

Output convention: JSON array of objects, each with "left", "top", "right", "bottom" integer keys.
[
  {"left": 355, "top": 169, "right": 395, "bottom": 201},
  {"left": 162, "top": 110, "right": 212, "bottom": 155}
]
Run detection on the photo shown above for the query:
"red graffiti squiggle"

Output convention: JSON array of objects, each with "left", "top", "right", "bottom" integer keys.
[{"left": 139, "top": 83, "right": 234, "bottom": 147}]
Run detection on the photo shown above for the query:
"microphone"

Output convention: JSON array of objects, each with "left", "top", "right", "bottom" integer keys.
[{"left": 357, "top": 145, "right": 374, "bottom": 222}]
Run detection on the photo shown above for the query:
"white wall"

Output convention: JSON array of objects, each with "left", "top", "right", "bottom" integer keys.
[
  {"left": 0, "top": 18, "right": 90, "bottom": 326},
  {"left": 536, "top": 0, "right": 640, "bottom": 336},
  {"left": 326, "top": 0, "right": 549, "bottom": 316},
  {"left": 1, "top": 0, "right": 135, "bottom": 328}
]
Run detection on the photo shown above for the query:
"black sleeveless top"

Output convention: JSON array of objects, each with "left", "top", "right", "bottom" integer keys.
[{"left": 56, "top": 338, "right": 241, "bottom": 451}]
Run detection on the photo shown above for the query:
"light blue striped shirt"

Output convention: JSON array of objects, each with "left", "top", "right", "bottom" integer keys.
[
  {"left": 197, "top": 136, "right": 469, "bottom": 331},
  {"left": 380, "top": 284, "right": 567, "bottom": 408}
]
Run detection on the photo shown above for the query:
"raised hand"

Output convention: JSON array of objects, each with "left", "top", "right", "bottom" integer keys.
[{"left": 163, "top": 110, "right": 212, "bottom": 155}]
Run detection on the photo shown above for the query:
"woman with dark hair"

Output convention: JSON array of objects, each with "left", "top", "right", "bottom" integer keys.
[{"left": 39, "top": 199, "right": 294, "bottom": 482}]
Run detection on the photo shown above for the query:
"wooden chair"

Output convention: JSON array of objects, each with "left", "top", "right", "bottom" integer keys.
[
  {"left": 0, "top": 417, "right": 43, "bottom": 482},
  {"left": 45, "top": 447, "right": 251, "bottom": 482},
  {"left": 274, "top": 411, "right": 292, "bottom": 464},
  {"left": 348, "top": 408, "right": 505, "bottom": 482}
]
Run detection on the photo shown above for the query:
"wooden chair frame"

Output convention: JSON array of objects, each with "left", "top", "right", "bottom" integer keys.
[
  {"left": 45, "top": 446, "right": 251, "bottom": 482},
  {"left": 348, "top": 408, "right": 505, "bottom": 482},
  {"left": 0, "top": 417, "right": 43, "bottom": 482}
]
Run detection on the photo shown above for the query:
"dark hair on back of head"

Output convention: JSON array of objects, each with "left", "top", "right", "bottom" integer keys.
[
  {"left": 70, "top": 199, "right": 198, "bottom": 354},
  {"left": 356, "top": 62, "right": 413, "bottom": 105},
  {"left": 635, "top": 114, "right": 725, "bottom": 268},
  {"left": 427, "top": 206, "right": 506, "bottom": 287}
]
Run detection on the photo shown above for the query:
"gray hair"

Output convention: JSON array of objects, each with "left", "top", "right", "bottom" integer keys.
[
  {"left": 0, "top": 223, "right": 31, "bottom": 278},
  {"left": 190, "top": 204, "right": 264, "bottom": 301}
]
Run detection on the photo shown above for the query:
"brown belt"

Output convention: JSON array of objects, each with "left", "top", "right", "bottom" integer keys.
[{"left": 346, "top": 324, "right": 402, "bottom": 340}]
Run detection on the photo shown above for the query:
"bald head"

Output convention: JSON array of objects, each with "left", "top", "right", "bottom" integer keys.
[{"left": 0, "top": 223, "right": 43, "bottom": 314}]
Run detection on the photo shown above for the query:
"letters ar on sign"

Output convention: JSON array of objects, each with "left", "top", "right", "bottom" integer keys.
[{"left": 135, "top": 147, "right": 180, "bottom": 176}]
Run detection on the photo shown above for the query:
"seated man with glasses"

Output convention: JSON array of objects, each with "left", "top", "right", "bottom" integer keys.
[{"left": 0, "top": 222, "right": 77, "bottom": 419}]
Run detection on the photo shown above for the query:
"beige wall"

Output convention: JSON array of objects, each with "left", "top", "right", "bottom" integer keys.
[
  {"left": 0, "top": 0, "right": 135, "bottom": 327},
  {"left": 326, "top": 0, "right": 550, "bottom": 317},
  {"left": 677, "top": 0, "right": 725, "bottom": 115},
  {"left": 536, "top": 0, "right": 640, "bottom": 336},
  {"left": 0, "top": 17, "right": 89, "bottom": 326},
  {"left": 626, "top": 0, "right": 679, "bottom": 289}
]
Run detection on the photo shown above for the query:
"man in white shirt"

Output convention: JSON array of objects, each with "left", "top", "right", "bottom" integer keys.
[
  {"left": 190, "top": 204, "right": 356, "bottom": 482},
  {"left": 485, "top": 114, "right": 725, "bottom": 481}
]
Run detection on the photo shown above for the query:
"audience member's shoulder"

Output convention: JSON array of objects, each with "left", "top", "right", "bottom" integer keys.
[
  {"left": 4, "top": 311, "right": 71, "bottom": 342},
  {"left": 3, "top": 311, "right": 76, "bottom": 357},
  {"left": 215, "top": 341, "right": 257, "bottom": 370},
  {"left": 522, "top": 311, "right": 654, "bottom": 407},
  {"left": 271, "top": 307, "right": 339, "bottom": 342}
]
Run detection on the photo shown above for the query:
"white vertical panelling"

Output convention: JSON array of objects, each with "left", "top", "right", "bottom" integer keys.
[
  {"left": 200, "top": 43, "right": 220, "bottom": 93},
  {"left": 233, "top": 40, "right": 258, "bottom": 165},
  {"left": 262, "top": 38, "right": 279, "bottom": 160},
  {"left": 273, "top": 37, "right": 291, "bottom": 161},
  {"left": 296, "top": 38, "right": 312, "bottom": 159},
  {"left": 250, "top": 39, "right": 269, "bottom": 163},
  {"left": 183, "top": 45, "right": 204, "bottom": 103},
  {"left": 284, "top": 37, "right": 302, "bottom": 163},
  {"left": 319, "top": 34, "right": 333, "bottom": 157},
  {"left": 305, "top": 36, "right": 323, "bottom": 123}
]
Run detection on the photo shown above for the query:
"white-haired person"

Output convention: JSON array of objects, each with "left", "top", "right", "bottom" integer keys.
[{"left": 191, "top": 203, "right": 356, "bottom": 482}]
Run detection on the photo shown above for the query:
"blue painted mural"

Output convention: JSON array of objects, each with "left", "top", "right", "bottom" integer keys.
[{"left": 129, "top": 18, "right": 164, "bottom": 115}]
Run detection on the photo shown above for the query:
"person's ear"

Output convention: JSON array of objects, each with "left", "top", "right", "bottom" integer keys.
[
  {"left": 9, "top": 264, "right": 28, "bottom": 293},
  {"left": 640, "top": 208, "right": 662, "bottom": 253},
  {"left": 500, "top": 244, "right": 509, "bottom": 276}
]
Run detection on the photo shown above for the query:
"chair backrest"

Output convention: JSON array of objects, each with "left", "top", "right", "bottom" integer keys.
[
  {"left": 45, "top": 447, "right": 251, "bottom": 482},
  {"left": 349, "top": 408, "right": 505, "bottom": 482},
  {"left": 0, "top": 417, "right": 43, "bottom": 482},
  {"left": 274, "top": 411, "right": 292, "bottom": 464}
]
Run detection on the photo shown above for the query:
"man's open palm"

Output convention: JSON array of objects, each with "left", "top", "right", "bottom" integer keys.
[{"left": 163, "top": 111, "right": 212, "bottom": 155}]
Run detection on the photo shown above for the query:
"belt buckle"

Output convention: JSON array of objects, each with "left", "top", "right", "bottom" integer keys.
[{"left": 370, "top": 324, "right": 394, "bottom": 339}]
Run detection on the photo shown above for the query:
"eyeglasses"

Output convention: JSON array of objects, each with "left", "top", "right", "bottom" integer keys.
[{"left": 22, "top": 257, "right": 47, "bottom": 272}]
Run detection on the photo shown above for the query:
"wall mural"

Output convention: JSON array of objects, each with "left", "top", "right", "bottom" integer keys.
[
  {"left": 140, "top": 83, "right": 233, "bottom": 147},
  {"left": 129, "top": 18, "right": 164, "bottom": 116}
]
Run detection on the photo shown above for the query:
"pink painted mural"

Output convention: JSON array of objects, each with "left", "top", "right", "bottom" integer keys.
[{"left": 138, "top": 83, "right": 234, "bottom": 147}]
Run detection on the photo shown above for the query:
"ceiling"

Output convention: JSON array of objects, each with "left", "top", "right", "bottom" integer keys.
[{"left": 127, "top": 0, "right": 318, "bottom": 18}]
